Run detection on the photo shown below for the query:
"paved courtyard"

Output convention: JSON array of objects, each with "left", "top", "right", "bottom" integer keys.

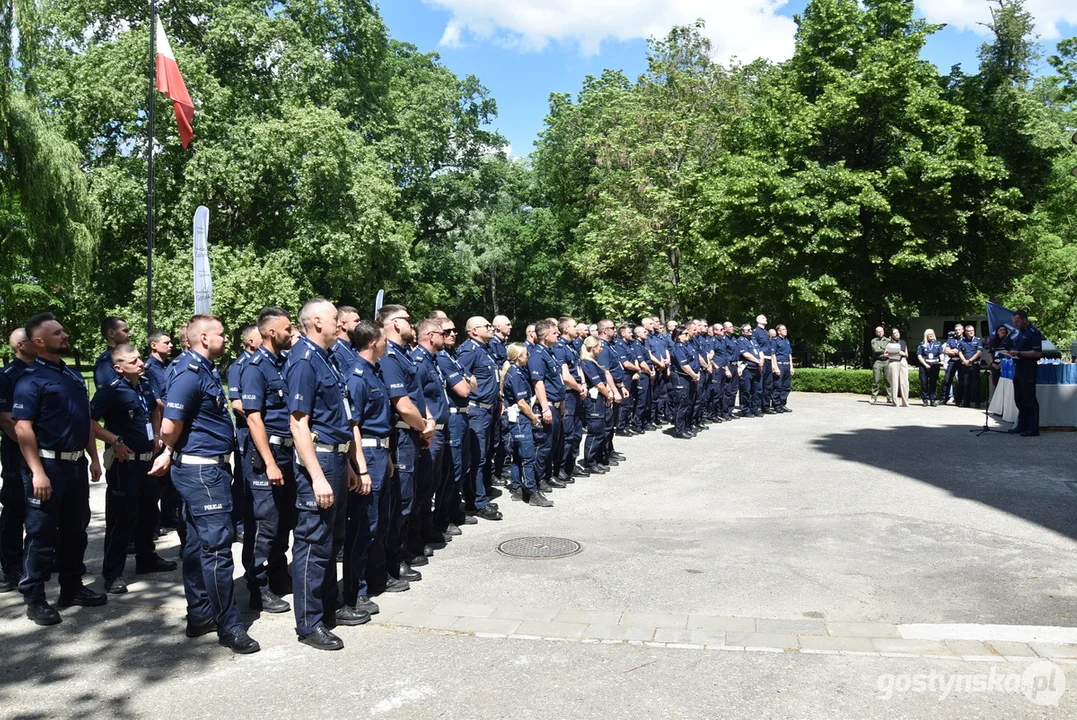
[{"left": 2, "top": 392, "right": 1076, "bottom": 717}]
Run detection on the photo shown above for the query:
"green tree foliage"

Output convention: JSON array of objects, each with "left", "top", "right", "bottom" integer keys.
[{"left": 4, "top": 0, "right": 1076, "bottom": 361}]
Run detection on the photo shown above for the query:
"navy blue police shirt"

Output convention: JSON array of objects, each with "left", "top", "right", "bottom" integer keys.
[
  {"left": 959, "top": 335, "right": 984, "bottom": 364},
  {"left": 737, "top": 336, "right": 762, "bottom": 369},
  {"left": 552, "top": 338, "right": 582, "bottom": 385},
  {"left": 612, "top": 339, "right": 633, "bottom": 376},
  {"left": 436, "top": 349, "right": 470, "bottom": 410},
  {"left": 163, "top": 351, "right": 236, "bottom": 456},
  {"left": 1011, "top": 325, "right": 1044, "bottom": 379},
  {"left": 94, "top": 348, "right": 118, "bottom": 389},
  {"left": 671, "top": 342, "right": 693, "bottom": 385},
  {"left": 12, "top": 358, "right": 91, "bottom": 452},
  {"left": 330, "top": 337, "right": 359, "bottom": 376},
  {"left": 527, "top": 343, "right": 566, "bottom": 403},
  {"left": 347, "top": 356, "right": 392, "bottom": 438},
  {"left": 580, "top": 358, "right": 605, "bottom": 390},
  {"left": 241, "top": 346, "right": 291, "bottom": 439},
  {"left": 456, "top": 338, "right": 499, "bottom": 406},
  {"left": 917, "top": 340, "right": 944, "bottom": 366},
  {"left": 226, "top": 350, "right": 254, "bottom": 430},
  {"left": 381, "top": 339, "right": 428, "bottom": 421},
  {"left": 752, "top": 327, "right": 772, "bottom": 359},
  {"left": 773, "top": 335, "right": 792, "bottom": 363},
  {"left": 596, "top": 340, "right": 626, "bottom": 384},
  {"left": 489, "top": 335, "right": 508, "bottom": 366},
  {"left": 0, "top": 358, "right": 32, "bottom": 471},
  {"left": 503, "top": 364, "right": 532, "bottom": 409},
  {"left": 91, "top": 376, "right": 159, "bottom": 454},
  {"left": 944, "top": 335, "right": 963, "bottom": 360},
  {"left": 410, "top": 345, "right": 450, "bottom": 425},
  {"left": 144, "top": 355, "right": 169, "bottom": 400},
  {"left": 285, "top": 336, "right": 352, "bottom": 446}
]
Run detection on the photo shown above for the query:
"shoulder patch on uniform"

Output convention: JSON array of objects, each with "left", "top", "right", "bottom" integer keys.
[
  {"left": 353, "top": 367, "right": 364, "bottom": 376},
  {"left": 303, "top": 348, "right": 312, "bottom": 360},
  {"left": 109, "top": 378, "right": 122, "bottom": 387},
  {"left": 187, "top": 362, "right": 200, "bottom": 372},
  {"left": 249, "top": 354, "right": 263, "bottom": 366}
]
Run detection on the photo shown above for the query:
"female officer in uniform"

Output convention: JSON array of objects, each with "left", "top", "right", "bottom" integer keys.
[
  {"left": 670, "top": 327, "right": 698, "bottom": 439},
  {"left": 579, "top": 337, "right": 612, "bottom": 474},
  {"left": 915, "top": 330, "right": 943, "bottom": 406},
  {"left": 500, "top": 343, "right": 552, "bottom": 507}
]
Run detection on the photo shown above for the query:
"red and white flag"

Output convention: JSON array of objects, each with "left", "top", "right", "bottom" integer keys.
[{"left": 155, "top": 19, "right": 195, "bottom": 148}]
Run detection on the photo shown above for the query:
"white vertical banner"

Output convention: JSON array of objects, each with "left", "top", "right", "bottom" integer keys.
[{"left": 193, "top": 205, "right": 213, "bottom": 314}]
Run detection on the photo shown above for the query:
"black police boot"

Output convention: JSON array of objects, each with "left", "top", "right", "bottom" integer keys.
[
  {"left": 459, "top": 514, "right": 479, "bottom": 525},
  {"left": 610, "top": 452, "right": 626, "bottom": 461},
  {"left": 528, "top": 492, "right": 554, "bottom": 508},
  {"left": 105, "top": 577, "right": 128, "bottom": 594},
  {"left": 546, "top": 476, "right": 567, "bottom": 489},
  {"left": 473, "top": 505, "right": 503, "bottom": 521},
  {"left": 399, "top": 563, "right": 422, "bottom": 582},
  {"left": 298, "top": 624, "right": 342, "bottom": 651},
  {"left": 334, "top": 605, "right": 372, "bottom": 626},
  {"left": 572, "top": 464, "right": 591, "bottom": 478},
  {"left": 510, "top": 487, "right": 524, "bottom": 502},
  {"left": 220, "top": 629, "right": 261, "bottom": 654},
  {"left": 583, "top": 463, "right": 607, "bottom": 475},
  {"left": 26, "top": 601, "right": 61, "bottom": 626},
  {"left": 253, "top": 588, "right": 290, "bottom": 614},
  {"left": 444, "top": 523, "right": 463, "bottom": 536},
  {"left": 407, "top": 554, "right": 429, "bottom": 567},
  {"left": 135, "top": 553, "right": 178, "bottom": 574},
  {"left": 538, "top": 481, "right": 555, "bottom": 493},
  {"left": 0, "top": 574, "right": 18, "bottom": 593},
  {"left": 57, "top": 585, "right": 107, "bottom": 608},
  {"left": 185, "top": 615, "right": 217, "bottom": 638},
  {"left": 381, "top": 577, "right": 410, "bottom": 593},
  {"left": 355, "top": 596, "right": 380, "bottom": 615}
]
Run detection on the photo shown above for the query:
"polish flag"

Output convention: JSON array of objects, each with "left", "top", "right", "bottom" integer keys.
[{"left": 155, "top": 19, "right": 195, "bottom": 148}]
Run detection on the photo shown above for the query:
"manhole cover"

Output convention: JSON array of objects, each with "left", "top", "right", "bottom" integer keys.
[{"left": 497, "top": 536, "right": 582, "bottom": 559}]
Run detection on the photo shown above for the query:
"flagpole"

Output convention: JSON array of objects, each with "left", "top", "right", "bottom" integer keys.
[{"left": 146, "top": 0, "right": 157, "bottom": 332}]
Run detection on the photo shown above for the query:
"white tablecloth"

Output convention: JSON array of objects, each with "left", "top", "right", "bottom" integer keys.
[{"left": 989, "top": 377, "right": 1077, "bottom": 428}]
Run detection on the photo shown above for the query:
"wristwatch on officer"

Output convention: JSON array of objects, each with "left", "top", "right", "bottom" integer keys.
[{"left": 114, "top": 436, "right": 124, "bottom": 447}]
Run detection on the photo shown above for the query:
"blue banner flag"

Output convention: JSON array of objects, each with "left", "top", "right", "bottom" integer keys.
[{"left": 986, "top": 301, "right": 1015, "bottom": 335}]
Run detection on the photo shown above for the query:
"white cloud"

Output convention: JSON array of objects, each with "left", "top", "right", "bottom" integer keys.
[
  {"left": 917, "top": 0, "right": 1077, "bottom": 40},
  {"left": 424, "top": 0, "right": 798, "bottom": 63}
]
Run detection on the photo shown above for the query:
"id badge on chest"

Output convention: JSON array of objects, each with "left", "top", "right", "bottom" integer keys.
[{"left": 145, "top": 422, "right": 154, "bottom": 441}]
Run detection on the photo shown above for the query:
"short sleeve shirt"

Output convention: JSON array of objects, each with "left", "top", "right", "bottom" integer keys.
[
  {"left": 502, "top": 365, "right": 532, "bottom": 406},
  {"left": 284, "top": 337, "right": 352, "bottom": 446},
  {"left": 527, "top": 344, "right": 565, "bottom": 403},
  {"left": 437, "top": 349, "right": 470, "bottom": 409},
  {"left": 410, "top": 345, "right": 449, "bottom": 424},
  {"left": 241, "top": 346, "right": 291, "bottom": 438},
  {"left": 0, "top": 358, "right": 31, "bottom": 472},
  {"left": 227, "top": 350, "right": 254, "bottom": 430},
  {"left": 347, "top": 356, "right": 392, "bottom": 437},
  {"left": 12, "top": 358, "right": 91, "bottom": 452},
  {"left": 91, "top": 376, "right": 159, "bottom": 453},
  {"left": 381, "top": 340, "right": 427, "bottom": 418},
  {"left": 456, "top": 339, "right": 498, "bottom": 405},
  {"left": 163, "top": 351, "right": 236, "bottom": 456}
]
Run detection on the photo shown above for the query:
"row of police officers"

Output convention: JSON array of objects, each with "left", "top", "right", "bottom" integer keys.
[{"left": 0, "top": 303, "right": 795, "bottom": 653}]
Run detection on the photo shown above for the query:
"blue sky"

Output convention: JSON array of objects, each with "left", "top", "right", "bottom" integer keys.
[{"left": 378, "top": 1, "right": 1077, "bottom": 156}]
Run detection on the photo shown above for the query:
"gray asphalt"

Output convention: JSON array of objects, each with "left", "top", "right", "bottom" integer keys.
[{"left": 1, "top": 392, "right": 1075, "bottom": 717}]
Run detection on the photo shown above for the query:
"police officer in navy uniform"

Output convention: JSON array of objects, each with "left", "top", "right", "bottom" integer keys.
[
  {"left": 329, "top": 305, "right": 361, "bottom": 375},
  {"left": 456, "top": 317, "right": 503, "bottom": 521},
  {"left": 490, "top": 316, "right": 512, "bottom": 484},
  {"left": 720, "top": 323, "right": 740, "bottom": 420},
  {"left": 226, "top": 325, "right": 260, "bottom": 540},
  {"left": 528, "top": 319, "right": 567, "bottom": 490},
  {"left": 13, "top": 313, "right": 107, "bottom": 625},
  {"left": 240, "top": 307, "right": 297, "bottom": 614},
  {"left": 773, "top": 325, "right": 794, "bottom": 412},
  {"left": 94, "top": 316, "right": 131, "bottom": 389},
  {"left": 410, "top": 318, "right": 451, "bottom": 563},
  {"left": 503, "top": 342, "right": 554, "bottom": 506},
  {"left": 578, "top": 336, "right": 612, "bottom": 472},
  {"left": 752, "top": 316, "right": 777, "bottom": 414},
  {"left": 644, "top": 317, "right": 670, "bottom": 425},
  {"left": 376, "top": 304, "right": 436, "bottom": 585},
  {"left": 144, "top": 329, "right": 180, "bottom": 530},
  {"left": 957, "top": 324, "right": 984, "bottom": 409},
  {"left": 1008, "top": 310, "right": 1044, "bottom": 437},
  {"left": 553, "top": 317, "right": 588, "bottom": 481},
  {"left": 149, "top": 314, "right": 259, "bottom": 653},
  {"left": 282, "top": 299, "right": 370, "bottom": 651},
  {"left": 595, "top": 320, "right": 626, "bottom": 466},
  {"left": 434, "top": 318, "right": 478, "bottom": 538},
  {"left": 738, "top": 324, "right": 764, "bottom": 417},
  {"left": 91, "top": 344, "right": 176, "bottom": 595},
  {"left": 939, "top": 324, "right": 965, "bottom": 406},
  {"left": 669, "top": 326, "right": 699, "bottom": 439},
  {"left": 0, "top": 328, "right": 36, "bottom": 592},
  {"left": 344, "top": 320, "right": 399, "bottom": 614}
]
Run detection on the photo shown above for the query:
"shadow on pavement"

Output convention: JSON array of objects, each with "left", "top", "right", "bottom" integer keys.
[{"left": 810, "top": 423, "right": 1077, "bottom": 542}]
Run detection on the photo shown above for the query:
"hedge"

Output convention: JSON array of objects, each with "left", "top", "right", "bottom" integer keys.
[{"left": 790, "top": 367, "right": 989, "bottom": 396}]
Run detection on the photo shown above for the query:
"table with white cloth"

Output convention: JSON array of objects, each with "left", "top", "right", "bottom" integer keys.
[{"left": 988, "top": 360, "right": 1077, "bottom": 428}]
